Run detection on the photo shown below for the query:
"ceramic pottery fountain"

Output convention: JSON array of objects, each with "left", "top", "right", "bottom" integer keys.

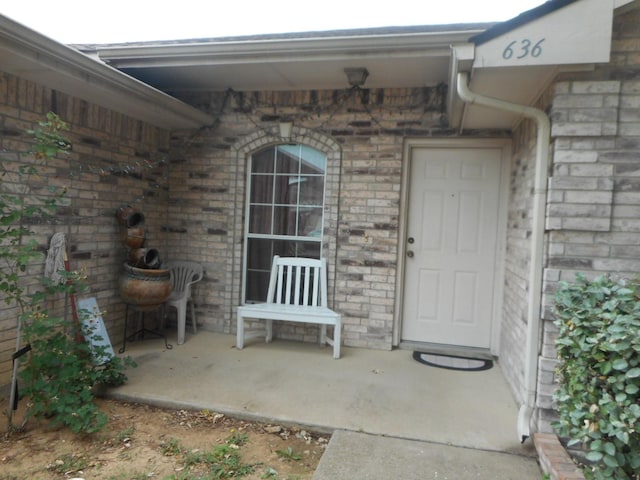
[{"left": 116, "top": 205, "right": 171, "bottom": 309}]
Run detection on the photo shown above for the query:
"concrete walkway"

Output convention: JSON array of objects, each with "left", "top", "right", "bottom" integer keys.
[
  {"left": 106, "top": 330, "right": 541, "bottom": 479},
  {"left": 314, "top": 431, "right": 540, "bottom": 480}
]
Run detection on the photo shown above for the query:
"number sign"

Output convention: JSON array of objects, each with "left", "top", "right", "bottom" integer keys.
[
  {"left": 473, "top": 0, "right": 612, "bottom": 68},
  {"left": 502, "top": 39, "right": 545, "bottom": 61}
]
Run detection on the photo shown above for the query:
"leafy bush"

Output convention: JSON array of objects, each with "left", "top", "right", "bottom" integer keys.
[
  {"left": 553, "top": 274, "right": 640, "bottom": 480},
  {"left": 1, "top": 112, "right": 133, "bottom": 434},
  {"left": 19, "top": 297, "right": 135, "bottom": 433}
]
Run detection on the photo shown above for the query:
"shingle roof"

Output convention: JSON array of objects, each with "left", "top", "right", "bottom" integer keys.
[
  {"left": 73, "top": 22, "right": 495, "bottom": 49},
  {"left": 470, "top": 0, "right": 580, "bottom": 45}
]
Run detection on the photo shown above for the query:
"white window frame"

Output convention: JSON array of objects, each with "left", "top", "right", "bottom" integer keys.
[{"left": 241, "top": 144, "right": 327, "bottom": 303}]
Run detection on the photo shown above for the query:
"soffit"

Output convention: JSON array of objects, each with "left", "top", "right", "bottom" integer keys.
[
  {"left": 450, "top": 0, "right": 631, "bottom": 131},
  {"left": 84, "top": 21, "right": 575, "bottom": 130},
  {"left": 87, "top": 26, "right": 486, "bottom": 93},
  {"left": 86, "top": 25, "right": 549, "bottom": 130}
]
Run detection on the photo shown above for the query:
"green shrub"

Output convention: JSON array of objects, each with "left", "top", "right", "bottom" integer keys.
[
  {"left": 2, "top": 112, "right": 133, "bottom": 434},
  {"left": 553, "top": 274, "right": 640, "bottom": 480},
  {"left": 19, "top": 298, "right": 134, "bottom": 433}
]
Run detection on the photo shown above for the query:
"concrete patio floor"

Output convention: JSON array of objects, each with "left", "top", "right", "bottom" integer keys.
[{"left": 105, "top": 329, "right": 542, "bottom": 479}]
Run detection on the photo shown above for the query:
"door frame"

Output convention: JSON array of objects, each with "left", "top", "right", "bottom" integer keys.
[{"left": 394, "top": 138, "right": 512, "bottom": 356}]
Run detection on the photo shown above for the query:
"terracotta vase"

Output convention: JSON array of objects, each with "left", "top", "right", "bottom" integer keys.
[
  {"left": 128, "top": 248, "right": 161, "bottom": 269},
  {"left": 128, "top": 248, "right": 147, "bottom": 267},
  {"left": 142, "top": 248, "right": 162, "bottom": 269},
  {"left": 116, "top": 205, "right": 145, "bottom": 228},
  {"left": 120, "top": 226, "right": 147, "bottom": 249},
  {"left": 119, "top": 263, "right": 171, "bottom": 309}
]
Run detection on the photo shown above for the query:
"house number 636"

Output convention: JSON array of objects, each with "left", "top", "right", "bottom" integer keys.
[{"left": 502, "top": 38, "right": 545, "bottom": 60}]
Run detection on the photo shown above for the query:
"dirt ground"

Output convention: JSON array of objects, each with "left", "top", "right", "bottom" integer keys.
[{"left": 0, "top": 398, "right": 329, "bottom": 480}]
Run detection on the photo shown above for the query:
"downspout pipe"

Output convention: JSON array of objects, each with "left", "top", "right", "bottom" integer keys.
[{"left": 456, "top": 72, "right": 551, "bottom": 443}]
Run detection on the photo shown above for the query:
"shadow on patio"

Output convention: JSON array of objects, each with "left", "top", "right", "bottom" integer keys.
[{"left": 106, "top": 330, "right": 536, "bottom": 459}]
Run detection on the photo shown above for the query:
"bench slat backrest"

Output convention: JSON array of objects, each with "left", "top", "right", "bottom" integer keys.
[{"left": 267, "top": 256, "right": 327, "bottom": 308}]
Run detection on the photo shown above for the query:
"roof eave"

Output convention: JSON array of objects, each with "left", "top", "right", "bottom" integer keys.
[
  {"left": 85, "top": 27, "right": 490, "bottom": 68},
  {"left": 0, "top": 14, "right": 213, "bottom": 130}
]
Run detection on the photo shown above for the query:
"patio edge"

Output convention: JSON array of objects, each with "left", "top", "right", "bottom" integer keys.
[{"left": 534, "top": 433, "right": 586, "bottom": 480}]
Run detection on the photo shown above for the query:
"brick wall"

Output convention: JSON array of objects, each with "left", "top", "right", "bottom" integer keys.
[
  {"left": 499, "top": 116, "right": 539, "bottom": 407},
  {"left": 0, "top": 71, "right": 496, "bottom": 387},
  {"left": 166, "top": 87, "right": 458, "bottom": 349},
  {"left": 0, "top": 72, "right": 171, "bottom": 386},
  {"left": 534, "top": 5, "right": 640, "bottom": 433}
]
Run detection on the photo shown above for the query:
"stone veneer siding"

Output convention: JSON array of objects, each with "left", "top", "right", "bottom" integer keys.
[
  {"left": 535, "top": 5, "right": 640, "bottom": 433},
  {"left": 494, "top": 4, "right": 640, "bottom": 435},
  {"left": 0, "top": 71, "right": 171, "bottom": 386},
  {"left": 498, "top": 115, "right": 540, "bottom": 409}
]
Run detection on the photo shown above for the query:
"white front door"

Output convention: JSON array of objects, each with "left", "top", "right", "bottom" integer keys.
[{"left": 401, "top": 146, "right": 503, "bottom": 349}]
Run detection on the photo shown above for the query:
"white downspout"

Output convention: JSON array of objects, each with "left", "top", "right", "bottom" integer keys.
[{"left": 456, "top": 72, "right": 551, "bottom": 443}]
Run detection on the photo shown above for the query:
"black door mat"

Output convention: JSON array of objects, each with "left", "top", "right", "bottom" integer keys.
[{"left": 413, "top": 351, "right": 493, "bottom": 371}]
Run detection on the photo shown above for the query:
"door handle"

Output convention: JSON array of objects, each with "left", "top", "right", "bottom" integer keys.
[{"left": 407, "top": 251, "right": 414, "bottom": 258}]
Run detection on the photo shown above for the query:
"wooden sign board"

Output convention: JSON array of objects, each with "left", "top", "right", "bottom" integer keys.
[{"left": 77, "top": 297, "right": 115, "bottom": 366}]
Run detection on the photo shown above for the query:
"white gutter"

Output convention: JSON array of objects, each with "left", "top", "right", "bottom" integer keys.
[
  {"left": 89, "top": 28, "right": 489, "bottom": 68},
  {"left": 456, "top": 72, "right": 550, "bottom": 443}
]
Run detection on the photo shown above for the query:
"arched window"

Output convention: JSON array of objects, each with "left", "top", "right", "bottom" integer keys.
[{"left": 243, "top": 144, "right": 326, "bottom": 302}]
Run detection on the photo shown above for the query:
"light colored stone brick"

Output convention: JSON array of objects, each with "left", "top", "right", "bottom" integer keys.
[
  {"left": 547, "top": 203, "right": 611, "bottom": 218},
  {"left": 570, "top": 108, "right": 618, "bottom": 123},
  {"left": 563, "top": 217, "right": 611, "bottom": 232},
  {"left": 619, "top": 123, "right": 640, "bottom": 136},
  {"left": 564, "top": 190, "right": 612, "bottom": 204},
  {"left": 568, "top": 164, "right": 614, "bottom": 176},
  {"left": 552, "top": 122, "right": 603, "bottom": 137},
  {"left": 552, "top": 95, "right": 604, "bottom": 109},
  {"left": 548, "top": 176, "right": 601, "bottom": 190},
  {"left": 620, "top": 98, "right": 640, "bottom": 112},
  {"left": 548, "top": 149, "right": 599, "bottom": 167},
  {"left": 571, "top": 81, "right": 621, "bottom": 94}
]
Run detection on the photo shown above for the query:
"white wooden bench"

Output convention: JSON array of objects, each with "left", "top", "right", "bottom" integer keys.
[{"left": 236, "top": 256, "right": 341, "bottom": 359}]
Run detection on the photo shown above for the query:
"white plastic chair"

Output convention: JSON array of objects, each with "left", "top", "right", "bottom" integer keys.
[{"left": 164, "top": 261, "right": 203, "bottom": 345}]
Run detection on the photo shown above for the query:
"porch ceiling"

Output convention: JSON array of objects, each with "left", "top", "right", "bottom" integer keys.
[
  {"left": 457, "top": 66, "right": 561, "bottom": 130},
  {"left": 87, "top": 27, "right": 478, "bottom": 93},
  {"left": 81, "top": 24, "right": 562, "bottom": 131}
]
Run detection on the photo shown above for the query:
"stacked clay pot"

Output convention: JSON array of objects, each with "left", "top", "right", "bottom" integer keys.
[
  {"left": 116, "top": 205, "right": 162, "bottom": 269},
  {"left": 116, "top": 205, "right": 171, "bottom": 309}
]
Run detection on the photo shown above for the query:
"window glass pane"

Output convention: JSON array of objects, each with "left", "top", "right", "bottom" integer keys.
[
  {"left": 245, "top": 238, "right": 321, "bottom": 302},
  {"left": 299, "top": 146, "right": 326, "bottom": 174},
  {"left": 274, "top": 175, "right": 297, "bottom": 205},
  {"left": 273, "top": 205, "right": 296, "bottom": 235},
  {"left": 298, "top": 207, "right": 323, "bottom": 237},
  {"left": 247, "top": 238, "right": 275, "bottom": 271},
  {"left": 246, "top": 236, "right": 272, "bottom": 301},
  {"left": 247, "top": 239, "right": 321, "bottom": 266},
  {"left": 246, "top": 145, "right": 325, "bottom": 302},
  {"left": 248, "top": 205, "right": 272, "bottom": 234},
  {"left": 298, "top": 176, "right": 324, "bottom": 205},
  {"left": 276, "top": 147, "right": 300, "bottom": 174},
  {"left": 291, "top": 240, "right": 321, "bottom": 259},
  {"left": 251, "top": 148, "right": 275, "bottom": 174},
  {"left": 245, "top": 269, "right": 271, "bottom": 303},
  {"left": 277, "top": 145, "right": 326, "bottom": 174},
  {"left": 250, "top": 174, "right": 273, "bottom": 204}
]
